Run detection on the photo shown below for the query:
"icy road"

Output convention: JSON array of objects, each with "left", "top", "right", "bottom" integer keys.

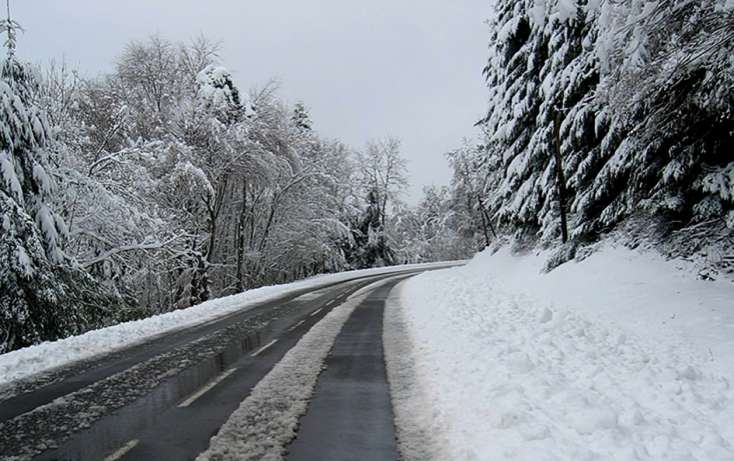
[{"left": 0, "top": 264, "right": 455, "bottom": 461}]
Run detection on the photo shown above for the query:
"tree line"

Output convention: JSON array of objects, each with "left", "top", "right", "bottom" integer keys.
[
  {"left": 5, "top": 0, "right": 728, "bottom": 352},
  {"left": 447, "top": 0, "right": 733, "bottom": 269},
  {"left": 0, "top": 32, "right": 476, "bottom": 352}
]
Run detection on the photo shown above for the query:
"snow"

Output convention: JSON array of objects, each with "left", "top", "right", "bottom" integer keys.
[
  {"left": 171, "top": 160, "right": 214, "bottom": 197},
  {"left": 530, "top": 0, "right": 547, "bottom": 26},
  {"left": 0, "top": 261, "right": 458, "bottom": 389},
  {"left": 197, "top": 277, "right": 398, "bottom": 461},
  {"left": 701, "top": 162, "right": 734, "bottom": 202},
  {"left": 555, "top": 0, "right": 578, "bottom": 22},
  {"left": 384, "top": 280, "right": 450, "bottom": 461},
  {"left": 196, "top": 64, "right": 239, "bottom": 114},
  {"left": 32, "top": 162, "right": 52, "bottom": 195},
  {"left": 0, "top": 149, "right": 23, "bottom": 204},
  {"left": 497, "top": 16, "right": 522, "bottom": 43},
  {"left": 395, "top": 245, "right": 734, "bottom": 460}
]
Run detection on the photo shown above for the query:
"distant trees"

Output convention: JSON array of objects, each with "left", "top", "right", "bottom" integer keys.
[
  {"left": 446, "top": 140, "right": 497, "bottom": 248},
  {"left": 0, "top": 28, "right": 445, "bottom": 351},
  {"left": 0, "top": 27, "right": 472, "bottom": 353},
  {"left": 346, "top": 137, "right": 408, "bottom": 268},
  {"left": 53, "top": 36, "right": 376, "bottom": 311},
  {"left": 392, "top": 185, "right": 476, "bottom": 263}
]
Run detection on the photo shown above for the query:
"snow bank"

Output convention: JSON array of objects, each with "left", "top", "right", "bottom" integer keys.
[
  {"left": 0, "top": 262, "right": 457, "bottom": 388},
  {"left": 398, "top": 245, "right": 734, "bottom": 460},
  {"left": 384, "top": 280, "right": 450, "bottom": 461},
  {"left": 197, "top": 278, "right": 396, "bottom": 461}
]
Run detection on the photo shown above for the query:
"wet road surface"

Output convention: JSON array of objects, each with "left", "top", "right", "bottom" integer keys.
[
  {"left": 0, "top": 269, "right": 431, "bottom": 461},
  {"left": 287, "top": 281, "right": 399, "bottom": 461}
]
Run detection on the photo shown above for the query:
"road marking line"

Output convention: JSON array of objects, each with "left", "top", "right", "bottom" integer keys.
[
  {"left": 309, "top": 308, "right": 323, "bottom": 317},
  {"left": 288, "top": 320, "right": 306, "bottom": 332},
  {"left": 178, "top": 368, "right": 237, "bottom": 408},
  {"left": 104, "top": 439, "right": 139, "bottom": 461},
  {"left": 250, "top": 339, "right": 278, "bottom": 357}
]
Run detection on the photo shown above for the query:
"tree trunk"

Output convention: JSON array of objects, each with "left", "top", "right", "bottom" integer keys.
[
  {"left": 476, "top": 196, "right": 498, "bottom": 241},
  {"left": 236, "top": 179, "right": 247, "bottom": 292},
  {"left": 553, "top": 110, "right": 569, "bottom": 244},
  {"left": 200, "top": 175, "right": 229, "bottom": 301}
]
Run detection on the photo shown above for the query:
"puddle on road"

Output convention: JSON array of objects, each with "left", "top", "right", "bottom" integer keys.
[{"left": 35, "top": 331, "right": 261, "bottom": 461}]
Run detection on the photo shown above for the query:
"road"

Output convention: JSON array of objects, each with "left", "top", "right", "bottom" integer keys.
[
  {"left": 287, "top": 281, "right": 398, "bottom": 461},
  {"left": 0, "top": 267, "right": 438, "bottom": 460}
]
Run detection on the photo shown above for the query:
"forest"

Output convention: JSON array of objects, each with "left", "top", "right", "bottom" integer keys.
[
  {"left": 1, "top": 0, "right": 733, "bottom": 353},
  {"left": 465, "top": 0, "right": 733, "bottom": 267}
]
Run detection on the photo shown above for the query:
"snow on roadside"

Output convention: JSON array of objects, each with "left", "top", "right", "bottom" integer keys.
[
  {"left": 398, "top": 245, "right": 734, "bottom": 460},
  {"left": 384, "top": 280, "right": 450, "bottom": 461},
  {"left": 0, "top": 262, "right": 457, "bottom": 389},
  {"left": 197, "top": 277, "right": 397, "bottom": 461}
]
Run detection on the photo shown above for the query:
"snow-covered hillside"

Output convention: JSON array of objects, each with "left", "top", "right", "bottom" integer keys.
[{"left": 392, "top": 246, "right": 734, "bottom": 460}]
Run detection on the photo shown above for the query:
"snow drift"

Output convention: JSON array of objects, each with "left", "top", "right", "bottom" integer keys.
[{"left": 396, "top": 245, "right": 734, "bottom": 460}]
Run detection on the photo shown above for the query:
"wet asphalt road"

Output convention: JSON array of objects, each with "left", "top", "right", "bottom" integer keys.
[
  {"left": 287, "top": 281, "right": 399, "bottom": 461},
  {"left": 0, "top": 268, "right": 434, "bottom": 461}
]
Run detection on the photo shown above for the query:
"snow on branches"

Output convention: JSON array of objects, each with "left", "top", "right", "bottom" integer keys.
[{"left": 474, "top": 0, "right": 734, "bottom": 252}]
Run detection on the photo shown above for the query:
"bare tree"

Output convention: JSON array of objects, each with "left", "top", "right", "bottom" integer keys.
[{"left": 357, "top": 137, "right": 408, "bottom": 226}]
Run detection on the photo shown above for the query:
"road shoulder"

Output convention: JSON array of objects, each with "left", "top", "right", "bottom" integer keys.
[{"left": 383, "top": 279, "right": 448, "bottom": 461}]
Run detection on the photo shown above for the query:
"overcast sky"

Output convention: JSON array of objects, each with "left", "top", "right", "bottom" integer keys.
[{"left": 13, "top": 0, "right": 488, "bottom": 203}]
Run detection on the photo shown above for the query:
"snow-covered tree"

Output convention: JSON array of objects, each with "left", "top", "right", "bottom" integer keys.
[
  {"left": 292, "top": 101, "right": 312, "bottom": 132},
  {"left": 356, "top": 137, "right": 407, "bottom": 227},
  {"left": 392, "top": 185, "right": 475, "bottom": 263},
  {"left": 0, "top": 34, "right": 110, "bottom": 351},
  {"left": 446, "top": 140, "right": 497, "bottom": 249},
  {"left": 586, "top": 0, "right": 734, "bottom": 232},
  {"left": 476, "top": 0, "right": 733, "bottom": 255},
  {"left": 479, "top": 0, "right": 601, "bottom": 243},
  {"left": 1, "top": 31, "right": 432, "bottom": 350},
  {"left": 341, "top": 137, "right": 408, "bottom": 268}
]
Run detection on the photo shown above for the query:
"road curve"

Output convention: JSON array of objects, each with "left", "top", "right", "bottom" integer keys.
[{"left": 0, "top": 266, "right": 446, "bottom": 461}]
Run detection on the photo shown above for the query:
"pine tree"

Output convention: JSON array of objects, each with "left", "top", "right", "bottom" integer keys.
[
  {"left": 350, "top": 189, "right": 395, "bottom": 268},
  {"left": 481, "top": 0, "right": 599, "bottom": 243},
  {"left": 590, "top": 0, "right": 734, "bottom": 232},
  {"left": 0, "top": 19, "right": 106, "bottom": 351},
  {"left": 196, "top": 64, "right": 242, "bottom": 125},
  {"left": 477, "top": 0, "right": 734, "bottom": 253},
  {"left": 292, "top": 102, "right": 312, "bottom": 132}
]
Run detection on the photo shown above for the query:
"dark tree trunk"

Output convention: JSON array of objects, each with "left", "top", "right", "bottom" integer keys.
[
  {"left": 553, "top": 110, "right": 569, "bottom": 244},
  {"left": 236, "top": 179, "right": 247, "bottom": 292},
  {"left": 476, "top": 195, "right": 498, "bottom": 247}
]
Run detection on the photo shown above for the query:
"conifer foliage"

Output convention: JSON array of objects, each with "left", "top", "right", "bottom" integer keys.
[
  {"left": 0, "top": 48, "right": 103, "bottom": 352},
  {"left": 473, "top": 0, "right": 734, "bottom": 249}
]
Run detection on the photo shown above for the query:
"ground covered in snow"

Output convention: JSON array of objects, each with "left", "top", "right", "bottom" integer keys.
[
  {"left": 0, "top": 262, "right": 454, "bottom": 390},
  {"left": 395, "top": 245, "right": 734, "bottom": 460}
]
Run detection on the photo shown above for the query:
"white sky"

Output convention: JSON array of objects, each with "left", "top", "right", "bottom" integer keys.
[{"left": 13, "top": 0, "right": 488, "bottom": 203}]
